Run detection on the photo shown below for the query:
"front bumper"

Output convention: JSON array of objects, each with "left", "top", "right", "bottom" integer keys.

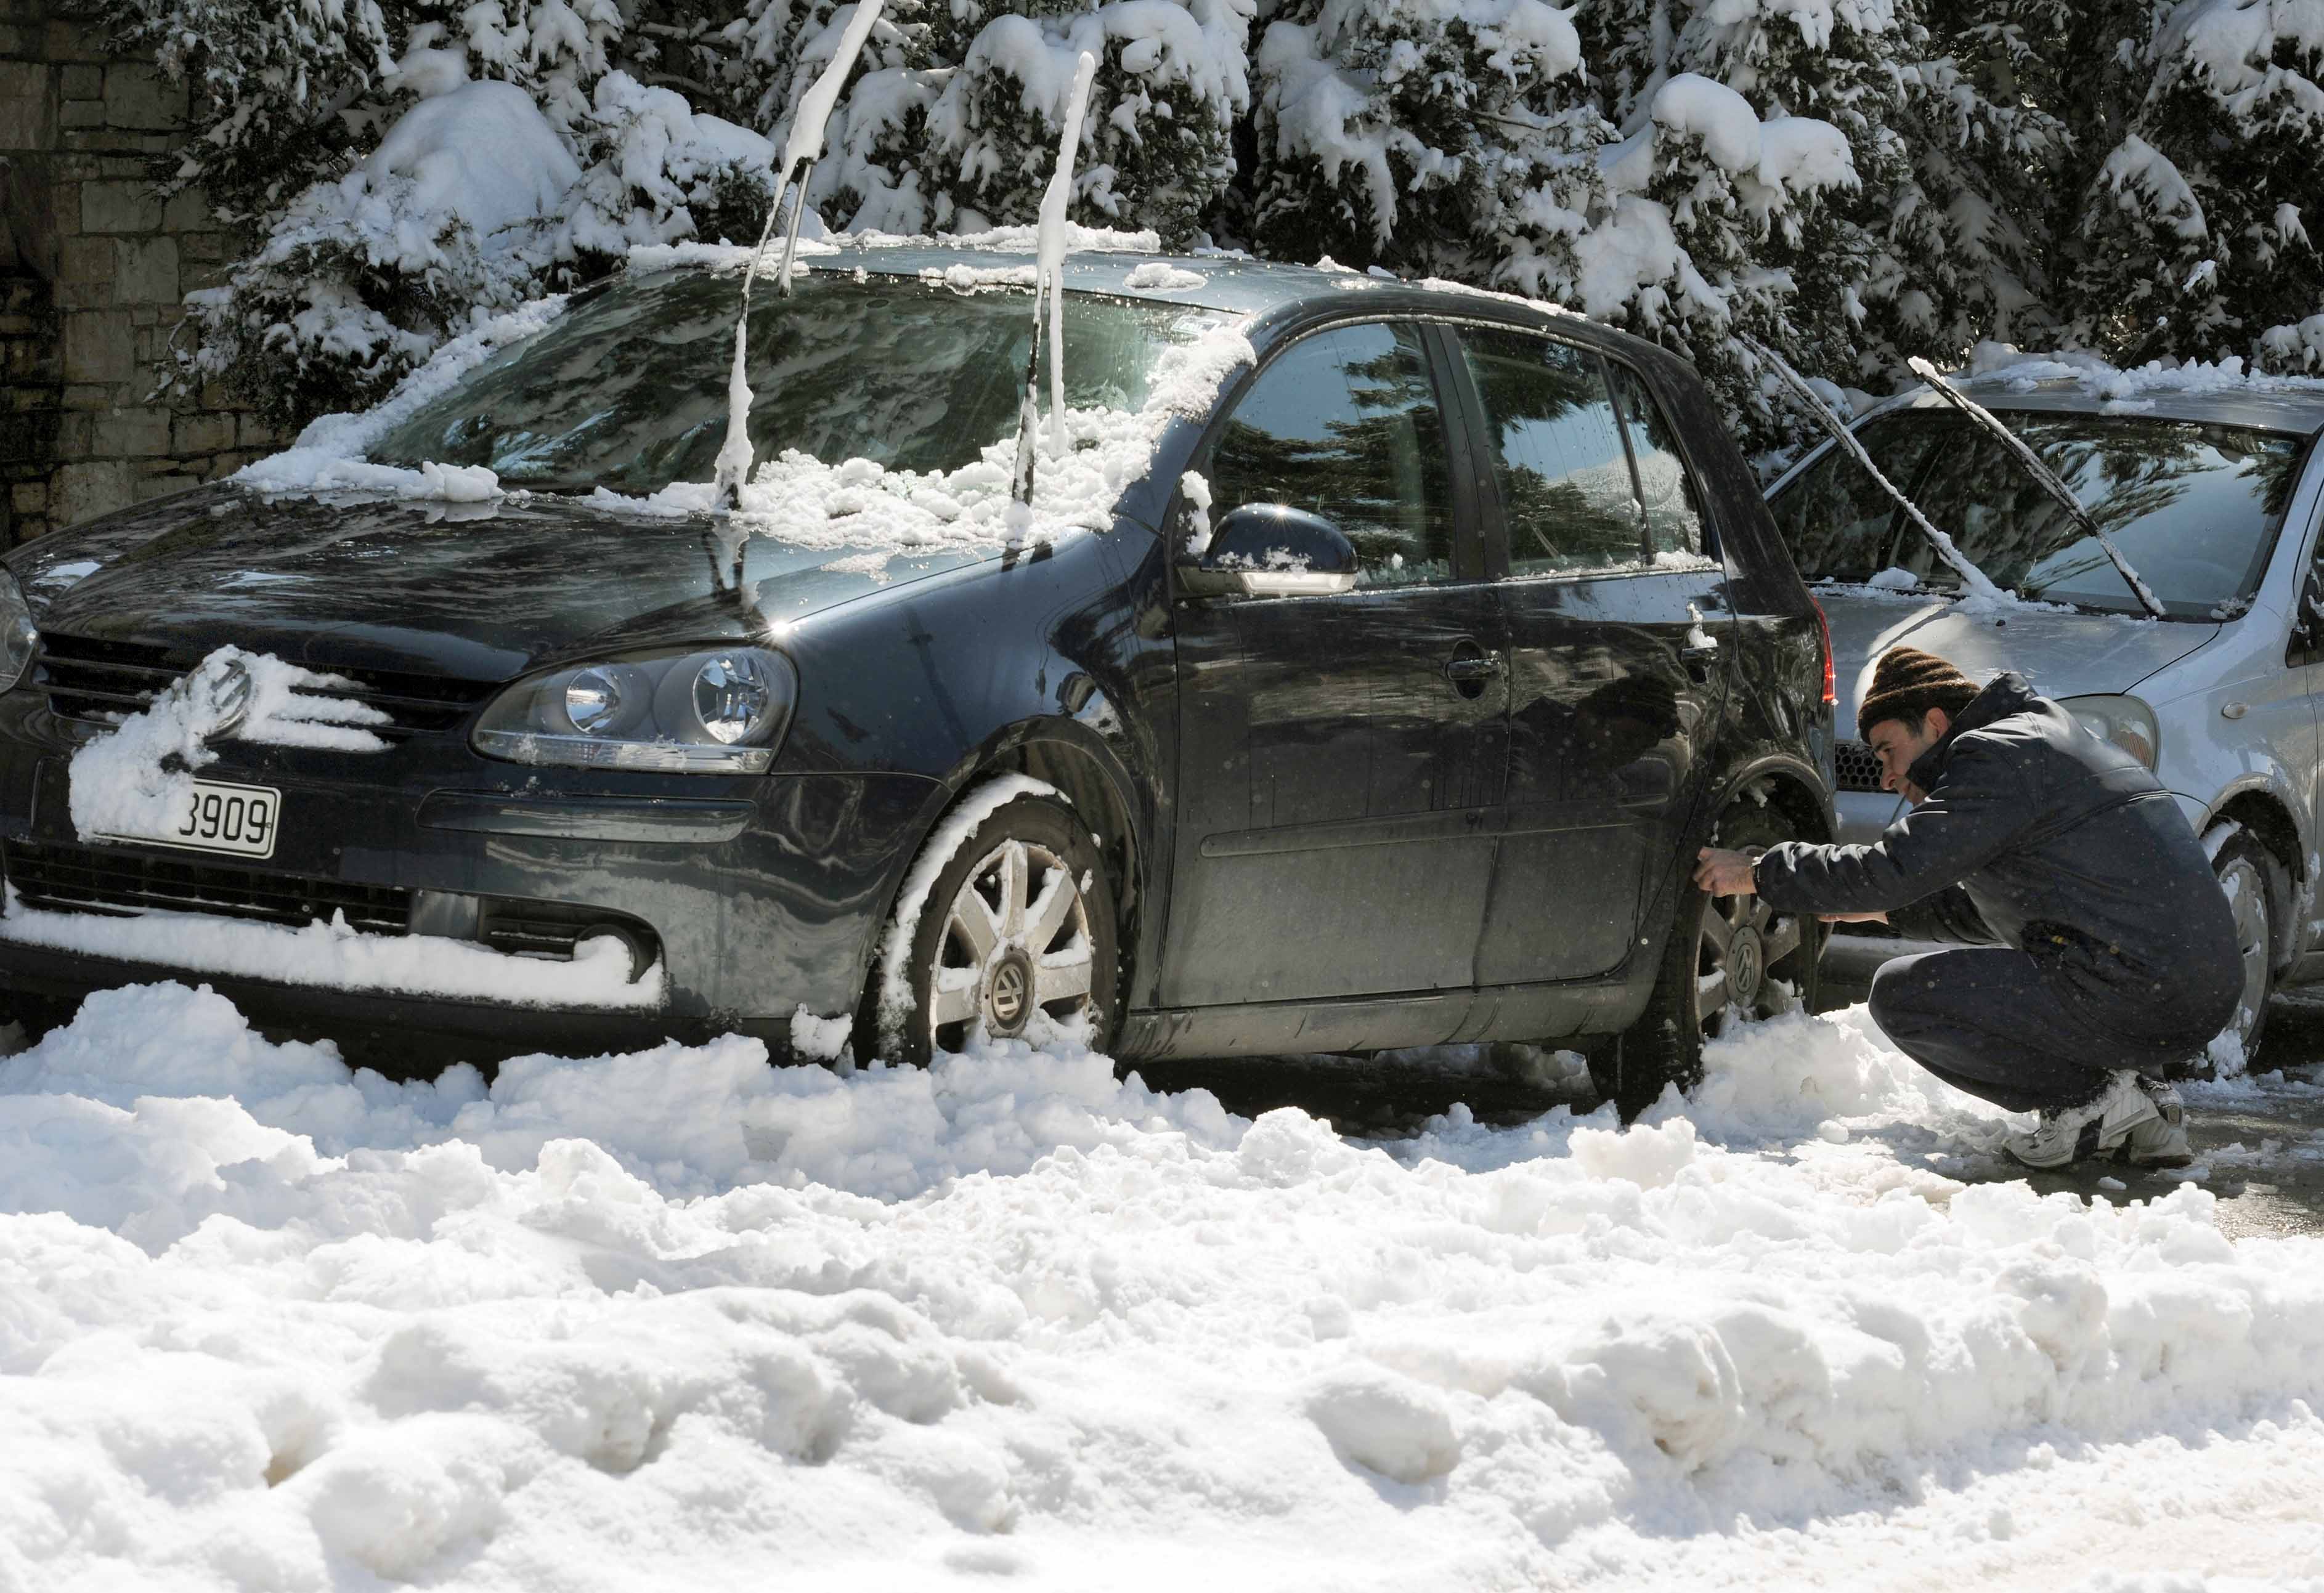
[{"left": 0, "top": 694, "right": 940, "bottom": 1055}]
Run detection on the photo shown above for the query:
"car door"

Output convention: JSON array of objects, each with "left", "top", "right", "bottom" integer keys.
[
  {"left": 1442, "top": 323, "right": 1739, "bottom": 983},
  {"left": 1161, "top": 318, "right": 1506, "bottom": 1009}
]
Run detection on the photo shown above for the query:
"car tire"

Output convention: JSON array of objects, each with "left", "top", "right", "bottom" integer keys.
[
  {"left": 2209, "top": 830, "right": 2278, "bottom": 1069},
  {"left": 1590, "top": 805, "right": 1824, "bottom": 1121},
  {"left": 875, "top": 794, "right": 1119, "bottom": 1066}
]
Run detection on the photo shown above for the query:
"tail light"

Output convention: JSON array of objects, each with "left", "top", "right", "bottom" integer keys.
[{"left": 1811, "top": 598, "right": 1836, "bottom": 706}]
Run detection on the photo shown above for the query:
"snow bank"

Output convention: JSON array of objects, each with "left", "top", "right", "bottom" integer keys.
[
  {"left": 3, "top": 987, "right": 2321, "bottom": 1587},
  {"left": 1961, "top": 343, "right": 2324, "bottom": 407}
]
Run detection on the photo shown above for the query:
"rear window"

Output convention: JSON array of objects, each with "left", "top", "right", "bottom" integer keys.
[
  {"left": 370, "top": 269, "right": 1235, "bottom": 495},
  {"left": 1768, "top": 410, "right": 2309, "bottom": 618}
]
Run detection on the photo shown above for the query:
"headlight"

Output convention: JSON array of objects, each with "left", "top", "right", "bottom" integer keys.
[
  {"left": 0, "top": 570, "right": 38, "bottom": 695},
  {"left": 2061, "top": 693, "right": 2159, "bottom": 769},
  {"left": 473, "top": 647, "right": 796, "bottom": 773}
]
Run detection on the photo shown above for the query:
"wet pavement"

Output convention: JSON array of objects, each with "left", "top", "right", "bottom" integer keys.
[{"left": 1131, "top": 1000, "right": 2324, "bottom": 1240}]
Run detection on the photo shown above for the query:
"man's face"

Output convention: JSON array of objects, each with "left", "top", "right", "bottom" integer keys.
[{"left": 1867, "top": 710, "right": 1948, "bottom": 803}]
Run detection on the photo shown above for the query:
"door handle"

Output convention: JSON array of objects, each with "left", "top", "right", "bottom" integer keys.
[
  {"left": 1679, "top": 641, "right": 1718, "bottom": 683},
  {"left": 1444, "top": 654, "right": 1505, "bottom": 681}
]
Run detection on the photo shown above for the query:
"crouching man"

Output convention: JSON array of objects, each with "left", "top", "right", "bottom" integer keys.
[{"left": 1694, "top": 646, "right": 2242, "bottom": 1169}]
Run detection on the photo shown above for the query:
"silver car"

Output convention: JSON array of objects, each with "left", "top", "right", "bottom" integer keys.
[{"left": 1764, "top": 371, "right": 2324, "bottom": 1061}]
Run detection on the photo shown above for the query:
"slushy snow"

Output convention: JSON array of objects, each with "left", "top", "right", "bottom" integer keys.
[{"left": 2, "top": 989, "right": 2322, "bottom": 1589}]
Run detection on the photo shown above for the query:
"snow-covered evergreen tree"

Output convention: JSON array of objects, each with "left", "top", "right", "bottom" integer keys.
[
  {"left": 1245, "top": 0, "right": 1608, "bottom": 287},
  {"left": 2057, "top": 0, "right": 2324, "bottom": 372}
]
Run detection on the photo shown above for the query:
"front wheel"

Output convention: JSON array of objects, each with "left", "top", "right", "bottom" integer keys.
[
  {"left": 874, "top": 793, "right": 1119, "bottom": 1066},
  {"left": 2208, "top": 830, "right": 2278, "bottom": 1068},
  {"left": 1590, "top": 805, "right": 1822, "bottom": 1120}
]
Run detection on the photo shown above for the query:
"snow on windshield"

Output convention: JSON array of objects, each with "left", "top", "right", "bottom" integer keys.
[
  {"left": 5, "top": 987, "right": 2321, "bottom": 1584},
  {"left": 242, "top": 238, "right": 1251, "bottom": 559}
]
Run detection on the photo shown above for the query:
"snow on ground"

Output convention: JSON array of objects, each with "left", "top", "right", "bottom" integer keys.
[{"left": 3, "top": 991, "right": 2323, "bottom": 1590}]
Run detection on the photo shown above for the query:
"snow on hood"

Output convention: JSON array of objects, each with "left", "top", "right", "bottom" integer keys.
[
  {"left": 1814, "top": 585, "right": 2219, "bottom": 736},
  {"left": 3, "top": 987, "right": 2322, "bottom": 1584}
]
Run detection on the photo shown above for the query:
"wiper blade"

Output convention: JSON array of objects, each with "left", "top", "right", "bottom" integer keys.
[
  {"left": 1904, "top": 357, "right": 2168, "bottom": 619},
  {"left": 1747, "top": 338, "right": 2010, "bottom": 608}
]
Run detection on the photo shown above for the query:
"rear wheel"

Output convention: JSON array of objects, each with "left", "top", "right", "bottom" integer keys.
[
  {"left": 2209, "top": 830, "right": 2278, "bottom": 1068},
  {"left": 876, "top": 795, "right": 1119, "bottom": 1066},
  {"left": 1590, "top": 805, "right": 1822, "bottom": 1120}
]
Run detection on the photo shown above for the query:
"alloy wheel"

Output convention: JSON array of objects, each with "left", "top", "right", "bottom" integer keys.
[
  {"left": 2216, "top": 848, "right": 2273, "bottom": 1062},
  {"left": 930, "top": 837, "right": 1098, "bottom": 1052},
  {"left": 1696, "top": 892, "right": 1805, "bottom": 1041}
]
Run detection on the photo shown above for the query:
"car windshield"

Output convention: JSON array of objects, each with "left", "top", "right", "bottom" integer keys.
[
  {"left": 370, "top": 267, "right": 1235, "bottom": 495},
  {"left": 1768, "top": 409, "right": 2309, "bottom": 617}
]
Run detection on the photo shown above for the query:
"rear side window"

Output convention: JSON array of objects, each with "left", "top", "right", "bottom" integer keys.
[
  {"left": 1206, "top": 321, "right": 1457, "bottom": 588},
  {"left": 1606, "top": 364, "right": 1708, "bottom": 557},
  {"left": 1456, "top": 326, "right": 1645, "bottom": 577}
]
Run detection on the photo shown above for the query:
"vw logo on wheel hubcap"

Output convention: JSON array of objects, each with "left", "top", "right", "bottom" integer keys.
[
  {"left": 987, "top": 952, "right": 1033, "bottom": 1035},
  {"left": 1728, "top": 928, "right": 1765, "bottom": 1010}
]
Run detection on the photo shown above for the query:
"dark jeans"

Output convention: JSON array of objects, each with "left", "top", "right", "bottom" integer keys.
[{"left": 1869, "top": 948, "right": 2203, "bottom": 1113}]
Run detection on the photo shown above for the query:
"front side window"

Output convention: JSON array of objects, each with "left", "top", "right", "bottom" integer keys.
[
  {"left": 1206, "top": 321, "right": 1457, "bottom": 588},
  {"left": 1455, "top": 326, "right": 1646, "bottom": 577}
]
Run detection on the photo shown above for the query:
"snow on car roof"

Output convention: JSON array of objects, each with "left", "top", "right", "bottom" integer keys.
[{"left": 1903, "top": 351, "right": 2324, "bottom": 437}]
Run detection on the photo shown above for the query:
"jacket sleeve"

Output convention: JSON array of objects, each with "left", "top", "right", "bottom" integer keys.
[
  {"left": 1752, "top": 737, "right": 2032, "bottom": 917},
  {"left": 1886, "top": 884, "right": 1997, "bottom": 944}
]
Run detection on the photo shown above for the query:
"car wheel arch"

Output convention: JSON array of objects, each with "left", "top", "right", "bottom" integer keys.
[
  {"left": 859, "top": 721, "right": 1149, "bottom": 1023},
  {"left": 2203, "top": 787, "right": 2304, "bottom": 968}
]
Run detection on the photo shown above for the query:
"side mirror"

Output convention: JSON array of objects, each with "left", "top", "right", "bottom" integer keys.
[{"left": 1178, "top": 505, "right": 1360, "bottom": 598}]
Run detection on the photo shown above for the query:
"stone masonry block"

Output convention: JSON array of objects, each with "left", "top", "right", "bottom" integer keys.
[
  {"left": 104, "top": 63, "right": 188, "bottom": 131},
  {"left": 161, "top": 187, "right": 211, "bottom": 231},
  {"left": 115, "top": 236, "right": 176, "bottom": 302},
  {"left": 52, "top": 460, "right": 131, "bottom": 528},
  {"left": 11, "top": 482, "right": 46, "bottom": 514},
  {"left": 0, "top": 62, "right": 52, "bottom": 150},
  {"left": 62, "top": 310, "right": 132, "bottom": 382},
  {"left": 133, "top": 472, "right": 199, "bottom": 502},
  {"left": 79, "top": 180, "right": 161, "bottom": 233},
  {"left": 59, "top": 98, "right": 107, "bottom": 129},
  {"left": 173, "top": 413, "right": 233, "bottom": 453},
  {"left": 43, "top": 18, "right": 110, "bottom": 62},
  {"left": 62, "top": 384, "right": 109, "bottom": 411},
  {"left": 95, "top": 407, "right": 171, "bottom": 456},
  {"left": 59, "top": 233, "right": 115, "bottom": 283},
  {"left": 62, "top": 65, "right": 103, "bottom": 99}
]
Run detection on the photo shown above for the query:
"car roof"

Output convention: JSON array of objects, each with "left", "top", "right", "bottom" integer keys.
[
  {"left": 774, "top": 237, "right": 1618, "bottom": 332},
  {"left": 1877, "top": 376, "right": 2324, "bottom": 439}
]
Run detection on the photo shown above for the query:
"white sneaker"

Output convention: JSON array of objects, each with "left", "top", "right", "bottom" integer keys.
[
  {"left": 2119, "top": 1078, "right": 2193, "bottom": 1169},
  {"left": 2003, "top": 1070, "right": 2160, "bottom": 1169}
]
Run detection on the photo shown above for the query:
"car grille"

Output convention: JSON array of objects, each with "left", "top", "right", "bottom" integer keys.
[
  {"left": 3, "top": 837, "right": 412, "bottom": 934},
  {"left": 0, "top": 838, "right": 644, "bottom": 965},
  {"left": 33, "top": 631, "right": 493, "bottom": 742},
  {"left": 1834, "top": 739, "right": 1885, "bottom": 793}
]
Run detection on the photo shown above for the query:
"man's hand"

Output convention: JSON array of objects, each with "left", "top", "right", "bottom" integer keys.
[
  {"left": 1693, "top": 846, "right": 1758, "bottom": 897},
  {"left": 1818, "top": 910, "right": 1889, "bottom": 924}
]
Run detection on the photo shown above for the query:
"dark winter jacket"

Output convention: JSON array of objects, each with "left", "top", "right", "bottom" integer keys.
[{"left": 1754, "top": 673, "right": 2243, "bottom": 1047}]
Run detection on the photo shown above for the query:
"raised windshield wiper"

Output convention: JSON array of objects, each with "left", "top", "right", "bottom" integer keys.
[
  {"left": 711, "top": 0, "right": 888, "bottom": 513},
  {"left": 1012, "top": 50, "right": 1098, "bottom": 511},
  {"left": 1904, "top": 357, "right": 2168, "bottom": 619},
  {"left": 1746, "top": 337, "right": 2010, "bottom": 607}
]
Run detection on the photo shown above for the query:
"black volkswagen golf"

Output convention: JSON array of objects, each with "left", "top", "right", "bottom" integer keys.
[{"left": 0, "top": 243, "right": 1832, "bottom": 1114}]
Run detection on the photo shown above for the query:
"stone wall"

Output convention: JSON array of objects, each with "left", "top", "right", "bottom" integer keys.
[{"left": 1, "top": 0, "right": 278, "bottom": 547}]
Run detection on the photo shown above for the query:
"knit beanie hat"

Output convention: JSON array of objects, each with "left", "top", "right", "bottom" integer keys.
[{"left": 1857, "top": 646, "right": 1977, "bottom": 734}]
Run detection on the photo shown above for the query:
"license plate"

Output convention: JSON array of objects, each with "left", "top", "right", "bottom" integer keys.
[{"left": 106, "top": 779, "right": 283, "bottom": 859}]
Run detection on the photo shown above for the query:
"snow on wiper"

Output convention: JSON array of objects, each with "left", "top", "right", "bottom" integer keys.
[
  {"left": 1012, "top": 49, "right": 1099, "bottom": 511},
  {"left": 1905, "top": 356, "right": 2168, "bottom": 619},
  {"left": 712, "top": 0, "right": 888, "bottom": 512},
  {"left": 1748, "top": 338, "right": 2011, "bottom": 609}
]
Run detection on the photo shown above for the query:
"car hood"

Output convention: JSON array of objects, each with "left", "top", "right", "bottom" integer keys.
[
  {"left": 4, "top": 484, "right": 997, "bottom": 683},
  {"left": 1817, "top": 587, "right": 2219, "bottom": 737}
]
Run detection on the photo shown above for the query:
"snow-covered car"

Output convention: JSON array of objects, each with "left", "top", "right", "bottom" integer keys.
[
  {"left": 0, "top": 242, "right": 1831, "bottom": 1112},
  {"left": 1765, "top": 364, "right": 2324, "bottom": 1059}
]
